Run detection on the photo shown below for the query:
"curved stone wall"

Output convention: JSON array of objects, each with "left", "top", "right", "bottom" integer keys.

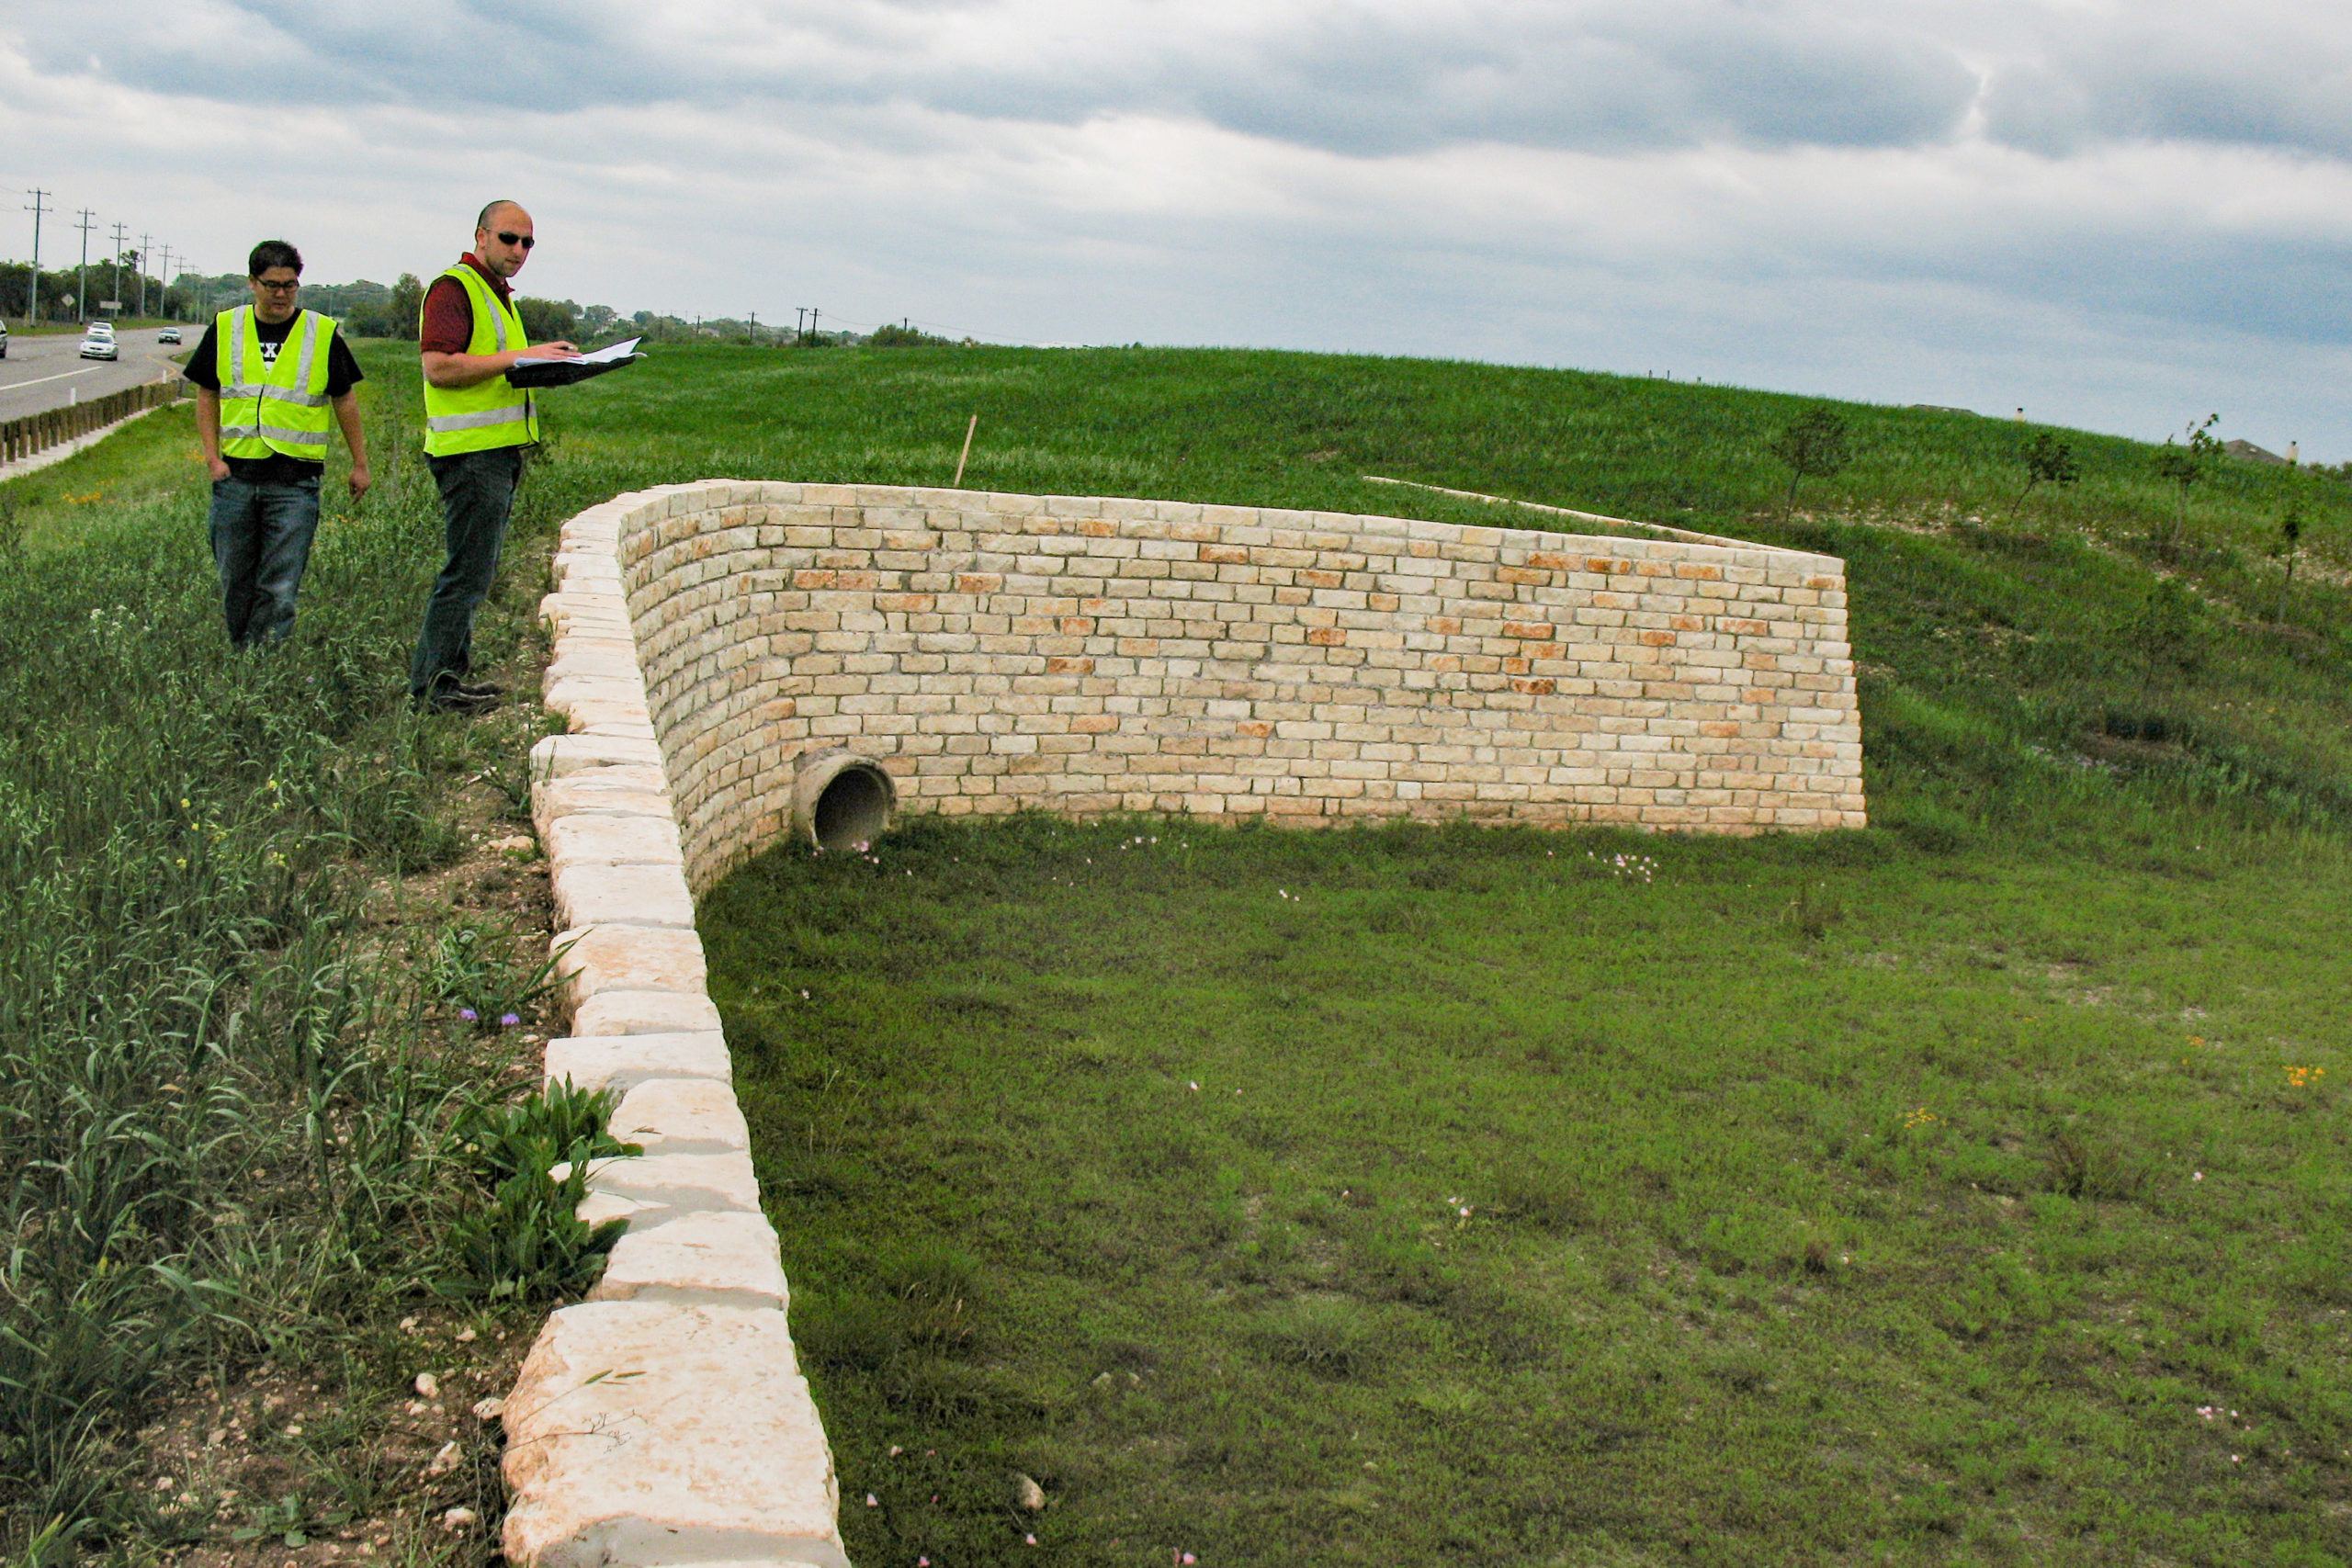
[
  {"left": 619, "top": 480, "right": 1860, "bottom": 891},
  {"left": 499, "top": 479, "right": 1864, "bottom": 1568}
]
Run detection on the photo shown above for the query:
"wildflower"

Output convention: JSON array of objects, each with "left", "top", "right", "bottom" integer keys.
[
  {"left": 458, "top": 1008, "right": 479, "bottom": 1022},
  {"left": 500, "top": 1013, "right": 522, "bottom": 1028},
  {"left": 865, "top": 1494, "right": 877, "bottom": 1507},
  {"left": 2192, "top": 1171, "right": 2204, "bottom": 1181}
]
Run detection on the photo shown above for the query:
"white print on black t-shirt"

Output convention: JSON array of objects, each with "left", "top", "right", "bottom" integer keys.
[{"left": 254, "top": 340, "right": 284, "bottom": 366}]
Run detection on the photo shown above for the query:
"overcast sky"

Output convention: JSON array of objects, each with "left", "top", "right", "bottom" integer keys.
[{"left": 6, "top": 3, "right": 2348, "bottom": 456}]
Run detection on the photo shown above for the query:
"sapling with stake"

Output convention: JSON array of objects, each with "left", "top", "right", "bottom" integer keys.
[
  {"left": 1769, "top": 405, "right": 1851, "bottom": 515},
  {"left": 2009, "top": 432, "right": 2080, "bottom": 524},
  {"left": 2273, "top": 502, "right": 2305, "bottom": 623},
  {"left": 2149, "top": 413, "right": 2221, "bottom": 551}
]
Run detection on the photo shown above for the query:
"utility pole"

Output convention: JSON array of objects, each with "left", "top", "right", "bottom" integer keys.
[
  {"left": 793, "top": 307, "right": 806, "bottom": 341},
  {"left": 73, "top": 207, "right": 96, "bottom": 324},
  {"left": 137, "top": 231, "right": 151, "bottom": 318},
  {"left": 107, "top": 220, "right": 127, "bottom": 316},
  {"left": 23, "top": 188, "right": 49, "bottom": 324},
  {"left": 156, "top": 243, "right": 173, "bottom": 321}
]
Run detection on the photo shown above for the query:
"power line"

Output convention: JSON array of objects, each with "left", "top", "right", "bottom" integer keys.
[
  {"left": 73, "top": 207, "right": 96, "bottom": 323},
  {"left": 22, "top": 188, "right": 49, "bottom": 323}
]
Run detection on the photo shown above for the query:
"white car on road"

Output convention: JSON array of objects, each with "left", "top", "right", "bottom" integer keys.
[{"left": 78, "top": 330, "right": 118, "bottom": 361}]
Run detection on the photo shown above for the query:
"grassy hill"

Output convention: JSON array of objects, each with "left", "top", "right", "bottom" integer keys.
[{"left": 2, "top": 341, "right": 2347, "bottom": 1564}]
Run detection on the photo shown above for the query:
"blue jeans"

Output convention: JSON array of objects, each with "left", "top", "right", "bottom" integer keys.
[
  {"left": 208, "top": 473, "right": 322, "bottom": 648},
  {"left": 410, "top": 446, "right": 526, "bottom": 697}
]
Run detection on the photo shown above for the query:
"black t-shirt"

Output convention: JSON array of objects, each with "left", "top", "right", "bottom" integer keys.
[{"left": 184, "top": 309, "right": 364, "bottom": 482}]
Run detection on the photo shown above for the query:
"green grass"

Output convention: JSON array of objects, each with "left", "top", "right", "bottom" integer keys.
[
  {"left": 466, "top": 339, "right": 2352, "bottom": 1564},
  {"left": 707, "top": 817, "right": 2351, "bottom": 1566}
]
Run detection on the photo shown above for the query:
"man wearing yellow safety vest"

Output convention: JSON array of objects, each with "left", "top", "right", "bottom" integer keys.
[
  {"left": 411, "top": 200, "right": 579, "bottom": 713},
  {"left": 187, "top": 240, "right": 370, "bottom": 648}
]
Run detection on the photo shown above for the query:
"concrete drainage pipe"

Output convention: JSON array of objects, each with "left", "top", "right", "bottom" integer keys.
[{"left": 792, "top": 748, "right": 897, "bottom": 854}]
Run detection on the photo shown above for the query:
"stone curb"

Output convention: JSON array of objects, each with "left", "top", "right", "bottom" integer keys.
[{"left": 511, "top": 481, "right": 850, "bottom": 1568}]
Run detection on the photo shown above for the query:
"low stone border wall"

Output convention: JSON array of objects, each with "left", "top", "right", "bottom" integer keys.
[
  {"left": 504, "top": 487, "right": 847, "bottom": 1568},
  {"left": 502, "top": 479, "right": 1864, "bottom": 1568}
]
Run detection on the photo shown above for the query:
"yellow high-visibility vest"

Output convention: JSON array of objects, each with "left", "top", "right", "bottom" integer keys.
[
  {"left": 420, "top": 264, "right": 537, "bottom": 457},
  {"left": 214, "top": 307, "right": 335, "bottom": 461}
]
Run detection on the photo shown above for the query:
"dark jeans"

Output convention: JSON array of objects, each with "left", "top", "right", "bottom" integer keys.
[
  {"left": 208, "top": 473, "right": 322, "bottom": 648},
  {"left": 410, "top": 446, "right": 526, "bottom": 697}
]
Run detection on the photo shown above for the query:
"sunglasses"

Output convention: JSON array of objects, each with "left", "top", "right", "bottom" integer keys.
[
  {"left": 253, "top": 278, "right": 300, "bottom": 292},
  {"left": 492, "top": 231, "right": 536, "bottom": 251}
]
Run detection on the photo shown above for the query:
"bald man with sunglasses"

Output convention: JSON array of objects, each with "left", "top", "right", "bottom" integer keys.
[{"left": 409, "top": 199, "right": 580, "bottom": 713}]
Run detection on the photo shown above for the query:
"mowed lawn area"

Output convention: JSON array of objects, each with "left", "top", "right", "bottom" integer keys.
[
  {"left": 707, "top": 818, "right": 2352, "bottom": 1567},
  {"left": 430, "top": 338, "right": 2352, "bottom": 1563}
]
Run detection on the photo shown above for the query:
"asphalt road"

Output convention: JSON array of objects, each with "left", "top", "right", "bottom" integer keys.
[{"left": 0, "top": 328, "right": 186, "bottom": 423}]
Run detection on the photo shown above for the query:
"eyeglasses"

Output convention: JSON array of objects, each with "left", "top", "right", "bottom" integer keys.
[
  {"left": 493, "top": 231, "right": 536, "bottom": 251},
  {"left": 253, "top": 278, "right": 300, "bottom": 293}
]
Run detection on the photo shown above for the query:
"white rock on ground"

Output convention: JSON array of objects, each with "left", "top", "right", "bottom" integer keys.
[
  {"left": 551, "top": 862, "right": 698, "bottom": 931},
  {"left": 546, "top": 814, "right": 686, "bottom": 871},
  {"left": 543, "top": 1032, "right": 731, "bottom": 1094},
  {"left": 571, "top": 990, "right": 727, "bottom": 1038},
  {"left": 610, "top": 1078, "right": 752, "bottom": 1155},
  {"left": 555, "top": 926, "right": 708, "bottom": 1010},
  {"left": 590, "top": 1211, "right": 789, "bottom": 1310},
  {"left": 587, "top": 1149, "right": 763, "bottom": 1215},
  {"left": 502, "top": 1302, "right": 845, "bottom": 1568}
]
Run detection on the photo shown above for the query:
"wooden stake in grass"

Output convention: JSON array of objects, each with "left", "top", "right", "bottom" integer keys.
[{"left": 953, "top": 413, "right": 978, "bottom": 488}]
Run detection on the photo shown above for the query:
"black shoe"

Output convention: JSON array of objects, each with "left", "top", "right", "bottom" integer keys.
[
  {"left": 415, "top": 684, "right": 501, "bottom": 716},
  {"left": 454, "top": 679, "right": 505, "bottom": 698}
]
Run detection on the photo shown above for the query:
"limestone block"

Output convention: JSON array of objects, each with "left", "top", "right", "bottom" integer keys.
[
  {"left": 612, "top": 1077, "right": 752, "bottom": 1156},
  {"left": 535, "top": 775, "right": 675, "bottom": 827},
  {"left": 544, "top": 1032, "right": 731, "bottom": 1094},
  {"left": 547, "top": 814, "right": 686, "bottom": 871},
  {"left": 552, "top": 861, "right": 697, "bottom": 931},
  {"left": 591, "top": 1211, "right": 788, "bottom": 1310},
  {"left": 532, "top": 734, "right": 665, "bottom": 778},
  {"left": 501, "top": 1302, "right": 843, "bottom": 1568},
  {"left": 556, "top": 927, "right": 708, "bottom": 1009},
  {"left": 589, "top": 1149, "right": 763, "bottom": 1214},
  {"left": 571, "top": 988, "right": 726, "bottom": 1038}
]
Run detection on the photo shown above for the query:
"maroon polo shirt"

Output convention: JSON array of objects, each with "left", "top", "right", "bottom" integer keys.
[{"left": 419, "top": 254, "right": 515, "bottom": 354}]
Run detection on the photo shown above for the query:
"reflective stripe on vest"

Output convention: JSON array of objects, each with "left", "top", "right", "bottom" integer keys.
[
  {"left": 216, "top": 308, "right": 335, "bottom": 459},
  {"left": 420, "top": 265, "right": 536, "bottom": 457}
]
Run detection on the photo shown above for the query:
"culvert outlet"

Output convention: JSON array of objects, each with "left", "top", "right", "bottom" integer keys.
[{"left": 793, "top": 748, "right": 897, "bottom": 854}]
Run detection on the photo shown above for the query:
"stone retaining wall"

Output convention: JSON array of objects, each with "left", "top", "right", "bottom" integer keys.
[{"left": 500, "top": 479, "right": 1865, "bottom": 1568}]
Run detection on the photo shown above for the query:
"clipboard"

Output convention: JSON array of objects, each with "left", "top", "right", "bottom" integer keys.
[{"left": 506, "top": 337, "right": 646, "bottom": 389}]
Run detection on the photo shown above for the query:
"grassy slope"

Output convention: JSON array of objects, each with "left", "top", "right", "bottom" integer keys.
[{"left": 508, "top": 346, "right": 2352, "bottom": 1562}]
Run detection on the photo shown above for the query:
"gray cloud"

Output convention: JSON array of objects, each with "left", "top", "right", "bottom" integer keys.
[{"left": 30, "top": 1, "right": 1980, "bottom": 155}]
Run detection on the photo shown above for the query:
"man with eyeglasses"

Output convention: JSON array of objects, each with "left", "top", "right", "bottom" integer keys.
[
  {"left": 184, "top": 238, "right": 370, "bottom": 649},
  {"left": 410, "top": 199, "right": 579, "bottom": 713}
]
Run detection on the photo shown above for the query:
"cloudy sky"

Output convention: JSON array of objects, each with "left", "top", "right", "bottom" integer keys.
[{"left": 6, "top": 2, "right": 2348, "bottom": 455}]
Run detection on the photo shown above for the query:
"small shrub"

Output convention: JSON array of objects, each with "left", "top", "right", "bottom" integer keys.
[
  {"left": 1255, "top": 1297, "right": 1384, "bottom": 1379},
  {"left": 2042, "top": 1130, "right": 2147, "bottom": 1202},
  {"left": 439, "top": 1080, "right": 637, "bottom": 1301},
  {"left": 1769, "top": 406, "right": 1852, "bottom": 512}
]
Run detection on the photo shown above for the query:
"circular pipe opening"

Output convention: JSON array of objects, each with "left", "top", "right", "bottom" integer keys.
[{"left": 793, "top": 749, "right": 897, "bottom": 853}]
